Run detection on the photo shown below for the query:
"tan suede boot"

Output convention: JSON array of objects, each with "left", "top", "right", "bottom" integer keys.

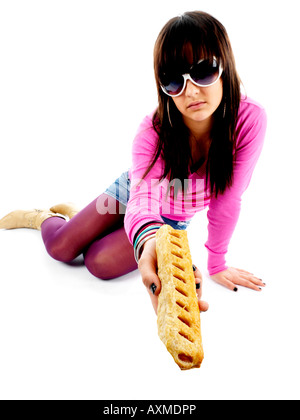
[
  {"left": 50, "top": 202, "right": 80, "bottom": 219},
  {"left": 0, "top": 209, "right": 63, "bottom": 231}
]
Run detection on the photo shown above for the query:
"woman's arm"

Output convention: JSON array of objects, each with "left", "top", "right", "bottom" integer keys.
[
  {"left": 124, "top": 115, "right": 164, "bottom": 244},
  {"left": 205, "top": 101, "right": 267, "bottom": 289}
]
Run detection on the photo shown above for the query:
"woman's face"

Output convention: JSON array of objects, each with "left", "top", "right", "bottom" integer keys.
[
  {"left": 172, "top": 76, "right": 223, "bottom": 130},
  {"left": 169, "top": 45, "right": 223, "bottom": 132}
]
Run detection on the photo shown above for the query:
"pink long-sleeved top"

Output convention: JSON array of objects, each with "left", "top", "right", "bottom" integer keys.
[{"left": 124, "top": 96, "right": 267, "bottom": 275}]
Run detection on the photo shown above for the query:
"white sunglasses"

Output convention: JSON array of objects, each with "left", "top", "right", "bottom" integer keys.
[{"left": 160, "top": 57, "right": 223, "bottom": 97}]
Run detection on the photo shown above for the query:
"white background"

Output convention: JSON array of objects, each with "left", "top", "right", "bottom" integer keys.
[{"left": 0, "top": 0, "right": 299, "bottom": 400}]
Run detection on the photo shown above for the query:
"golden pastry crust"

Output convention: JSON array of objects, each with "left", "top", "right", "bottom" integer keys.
[{"left": 156, "top": 224, "right": 204, "bottom": 370}]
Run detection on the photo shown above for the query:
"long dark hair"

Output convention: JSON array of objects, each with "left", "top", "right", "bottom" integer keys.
[{"left": 145, "top": 11, "right": 241, "bottom": 197}]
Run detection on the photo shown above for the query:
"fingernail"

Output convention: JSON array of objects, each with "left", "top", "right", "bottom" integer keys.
[
  {"left": 196, "top": 283, "right": 201, "bottom": 290},
  {"left": 192, "top": 264, "right": 197, "bottom": 272},
  {"left": 150, "top": 283, "right": 157, "bottom": 295},
  {"left": 233, "top": 287, "right": 238, "bottom": 292}
]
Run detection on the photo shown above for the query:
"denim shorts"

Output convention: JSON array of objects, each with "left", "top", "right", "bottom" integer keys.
[
  {"left": 105, "top": 170, "right": 191, "bottom": 230},
  {"left": 105, "top": 170, "right": 131, "bottom": 207}
]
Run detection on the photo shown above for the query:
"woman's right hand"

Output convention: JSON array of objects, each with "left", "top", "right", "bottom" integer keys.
[
  {"left": 138, "top": 238, "right": 209, "bottom": 314},
  {"left": 138, "top": 238, "right": 161, "bottom": 314}
]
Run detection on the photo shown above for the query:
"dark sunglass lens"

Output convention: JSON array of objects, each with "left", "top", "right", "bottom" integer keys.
[
  {"left": 191, "top": 59, "right": 220, "bottom": 86},
  {"left": 161, "top": 74, "right": 184, "bottom": 96}
]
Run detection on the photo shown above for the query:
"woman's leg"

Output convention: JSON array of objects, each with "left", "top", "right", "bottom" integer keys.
[
  {"left": 41, "top": 194, "right": 126, "bottom": 263},
  {"left": 84, "top": 226, "right": 137, "bottom": 280}
]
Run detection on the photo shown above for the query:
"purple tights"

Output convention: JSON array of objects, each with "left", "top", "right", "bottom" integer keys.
[{"left": 41, "top": 194, "right": 137, "bottom": 279}]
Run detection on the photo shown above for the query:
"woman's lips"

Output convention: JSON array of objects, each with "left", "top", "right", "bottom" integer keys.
[{"left": 187, "top": 101, "right": 206, "bottom": 109}]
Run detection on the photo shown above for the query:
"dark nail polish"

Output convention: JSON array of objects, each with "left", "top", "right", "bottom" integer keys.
[
  {"left": 233, "top": 287, "right": 238, "bottom": 292},
  {"left": 150, "top": 283, "right": 157, "bottom": 295},
  {"left": 192, "top": 264, "right": 197, "bottom": 272},
  {"left": 196, "top": 283, "right": 201, "bottom": 290}
]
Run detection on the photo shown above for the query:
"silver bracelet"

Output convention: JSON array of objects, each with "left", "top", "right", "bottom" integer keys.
[{"left": 134, "top": 232, "right": 157, "bottom": 263}]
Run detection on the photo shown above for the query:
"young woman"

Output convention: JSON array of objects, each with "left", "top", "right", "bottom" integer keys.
[{"left": 0, "top": 11, "right": 267, "bottom": 313}]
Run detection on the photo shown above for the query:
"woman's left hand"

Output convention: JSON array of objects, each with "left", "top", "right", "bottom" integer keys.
[{"left": 210, "top": 267, "right": 265, "bottom": 292}]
